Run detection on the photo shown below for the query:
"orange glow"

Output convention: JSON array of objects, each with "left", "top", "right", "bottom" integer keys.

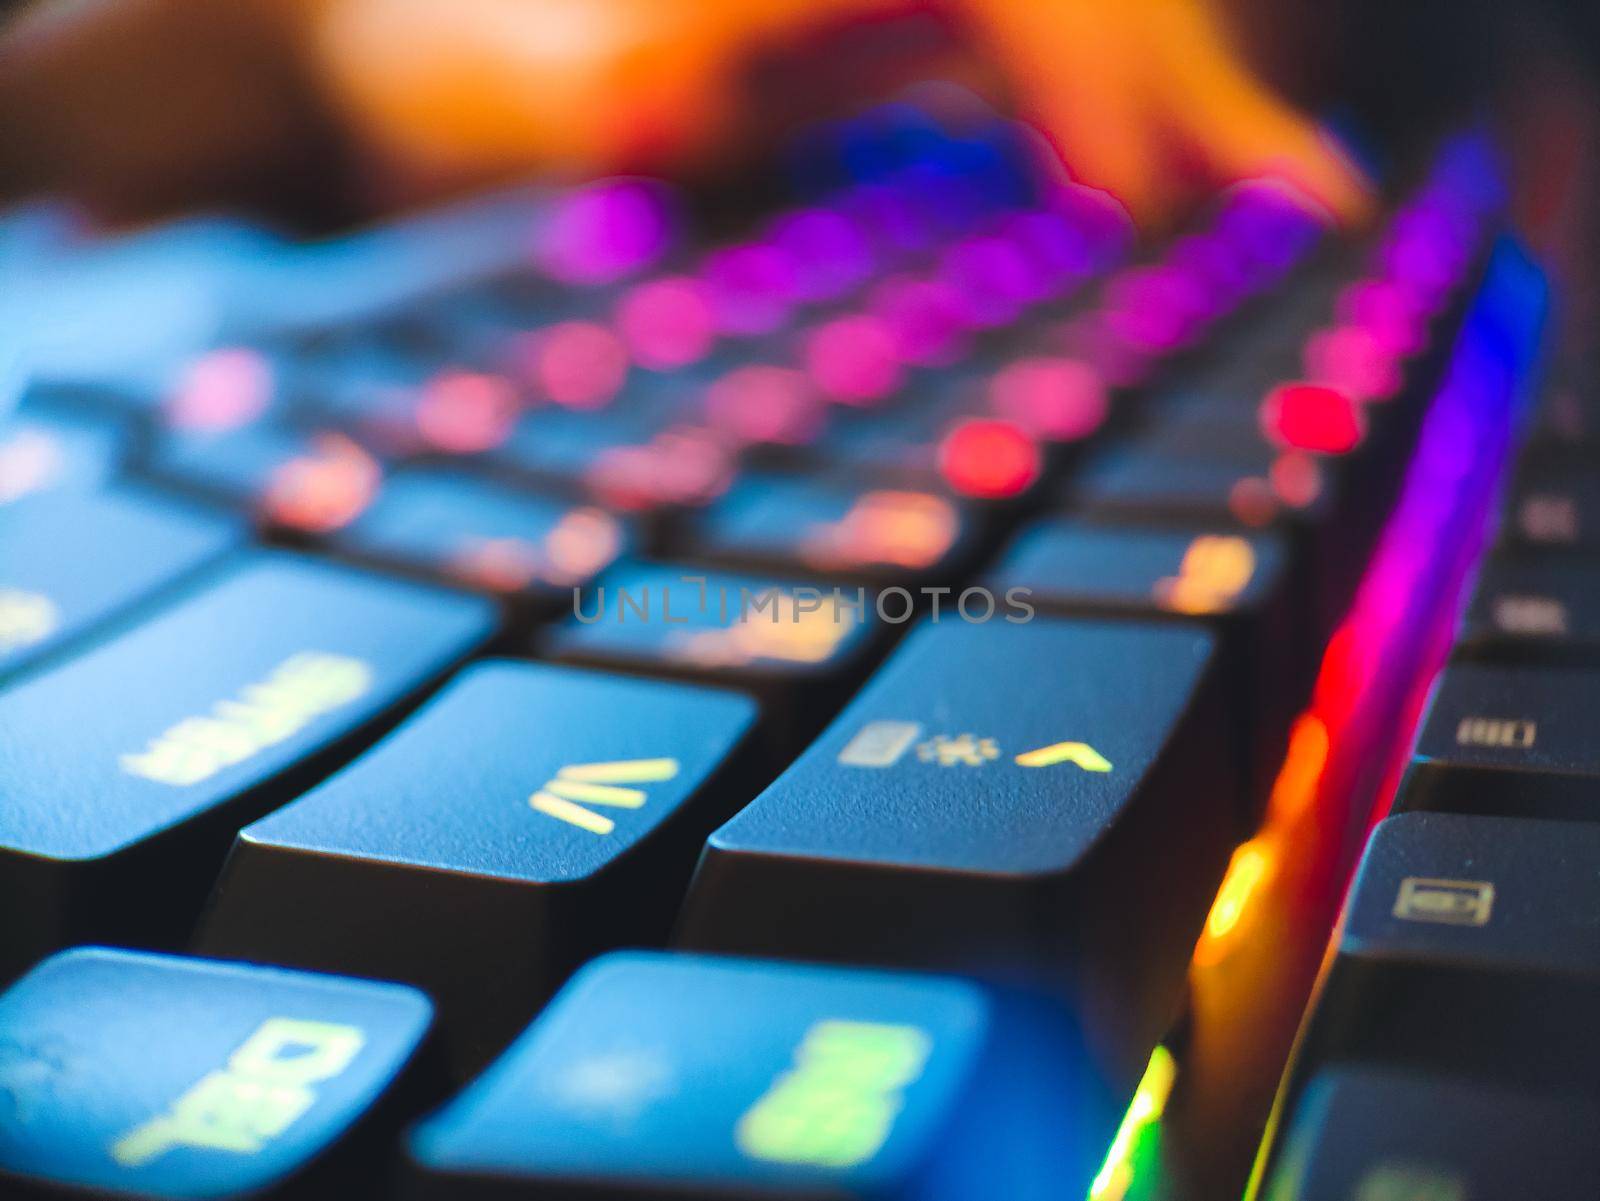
[
  {"left": 446, "top": 506, "right": 621, "bottom": 592},
  {"left": 1265, "top": 714, "right": 1329, "bottom": 824},
  {"left": 165, "top": 348, "right": 274, "bottom": 432},
  {"left": 416, "top": 369, "right": 519, "bottom": 452},
  {"left": 670, "top": 589, "right": 858, "bottom": 667},
  {"left": 261, "top": 434, "right": 381, "bottom": 533},
  {"left": 448, "top": 535, "right": 545, "bottom": 591},
  {"left": 1153, "top": 534, "right": 1255, "bottom": 615},
  {"left": 799, "top": 490, "right": 959, "bottom": 571},
  {"left": 1194, "top": 839, "right": 1275, "bottom": 964},
  {"left": 937, "top": 418, "right": 1040, "bottom": 499}
]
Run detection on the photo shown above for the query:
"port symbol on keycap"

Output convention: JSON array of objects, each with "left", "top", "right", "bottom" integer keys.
[
  {"left": 530, "top": 758, "right": 681, "bottom": 835},
  {"left": 837, "top": 720, "right": 924, "bottom": 768},
  {"left": 1392, "top": 877, "right": 1495, "bottom": 927},
  {"left": 1014, "top": 741, "right": 1113, "bottom": 772}
]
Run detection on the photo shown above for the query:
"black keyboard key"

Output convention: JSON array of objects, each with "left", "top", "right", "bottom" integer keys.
[
  {"left": 198, "top": 661, "right": 757, "bottom": 1075},
  {"left": 0, "top": 947, "right": 434, "bottom": 1199},
  {"left": 1456, "top": 555, "right": 1600, "bottom": 662},
  {"left": 1300, "top": 812, "right": 1600, "bottom": 1087},
  {"left": 1400, "top": 661, "right": 1600, "bottom": 820},
  {"left": 677, "top": 615, "right": 1235, "bottom": 1087},
  {"left": 1502, "top": 464, "right": 1600, "bottom": 552},
  {"left": 0, "top": 552, "right": 494, "bottom": 977},
  {"left": 692, "top": 474, "right": 975, "bottom": 585},
  {"left": 0, "top": 489, "right": 242, "bottom": 679},
  {"left": 1260, "top": 1067, "right": 1600, "bottom": 1201},
  {"left": 988, "top": 519, "right": 1298, "bottom": 805},
  {"left": 544, "top": 562, "right": 879, "bottom": 751},
  {"left": 404, "top": 951, "right": 1116, "bottom": 1200},
  {"left": 333, "top": 469, "right": 626, "bottom": 613}
]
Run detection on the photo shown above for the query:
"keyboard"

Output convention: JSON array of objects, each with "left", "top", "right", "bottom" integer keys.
[{"left": 0, "top": 103, "right": 1556, "bottom": 1199}]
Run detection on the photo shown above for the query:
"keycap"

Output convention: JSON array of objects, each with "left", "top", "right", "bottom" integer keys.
[
  {"left": 1399, "top": 661, "right": 1600, "bottom": 820},
  {"left": 0, "top": 397, "right": 130, "bottom": 507},
  {"left": 988, "top": 518, "right": 1298, "bottom": 805},
  {"left": 404, "top": 951, "right": 1118, "bottom": 1200},
  {"left": 197, "top": 661, "right": 757, "bottom": 1075},
  {"left": 543, "top": 562, "right": 880, "bottom": 752},
  {"left": 1258, "top": 1067, "right": 1600, "bottom": 1201},
  {"left": 1501, "top": 463, "right": 1600, "bottom": 552},
  {"left": 1297, "top": 812, "right": 1600, "bottom": 1087},
  {"left": 691, "top": 474, "right": 975, "bottom": 585},
  {"left": 144, "top": 425, "right": 382, "bottom": 534},
  {"left": 332, "top": 469, "right": 626, "bottom": 614},
  {"left": 677, "top": 614, "right": 1235, "bottom": 1087},
  {"left": 1455, "top": 555, "right": 1600, "bottom": 663},
  {"left": 0, "top": 488, "right": 242, "bottom": 679},
  {"left": 0, "top": 947, "right": 434, "bottom": 1200},
  {"left": 0, "top": 551, "right": 494, "bottom": 978}
]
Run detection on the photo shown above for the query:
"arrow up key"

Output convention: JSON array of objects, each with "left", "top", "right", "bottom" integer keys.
[
  {"left": 677, "top": 615, "right": 1237, "bottom": 1092},
  {"left": 196, "top": 660, "right": 758, "bottom": 1078}
]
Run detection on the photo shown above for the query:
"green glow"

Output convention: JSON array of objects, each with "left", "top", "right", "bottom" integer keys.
[
  {"left": 736, "top": 1020, "right": 931, "bottom": 1169},
  {"left": 1088, "top": 1045, "right": 1177, "bottom": 1200}
]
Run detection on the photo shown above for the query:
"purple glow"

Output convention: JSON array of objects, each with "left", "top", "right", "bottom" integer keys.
[
  {"left": 767, "top": 209, "right": 875, "bottom": 302},
  {"left": 701, "top": 243, "right": 801, "bottom": 336},
  {"left": 534, "top": 180, "right": 674, "bottom": 285},
  {"left": 869, "top": 274, "right": 973, "bottom": 366},
  {"left": 1000, "top": 210, "right": 1094, "bottom": 292},
  {"left": 939, "top": 235, "right": 1040, "bottom": 328}
]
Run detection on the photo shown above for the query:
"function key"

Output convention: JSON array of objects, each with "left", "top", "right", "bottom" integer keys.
[
  {"left": 405, "top": 952, "right": 1116, "bottom": 1200},
  {"left": 0, "top": 488, "right": 242, "bottom": 679},
  {"left": 198, "top": 661, "right": 757, "bottom": 1075},
  {"left": 678, "top": 615, "right": 1235, "bottom": 1088},
  {"left": 0, "top": 552, "right": 494, "bottom": 977},
  {"left": 0, "top": 947, "right": 433, "bottom": 1199},
  {"left": 1400, "top": 661, "right": 1600, "bottom": 820},
  {"left": 1456, "top": 555, "right": 1600, "bottom": 663}
]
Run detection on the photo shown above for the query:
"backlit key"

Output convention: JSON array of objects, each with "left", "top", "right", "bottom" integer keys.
[
  {"left": 0, "top": 398, "right": 129, "bottom": 507},
  {"left": 1455, "top": 555, "right": 1600, "bottom": 663},
  {"left": 0, "top": 552, "right": 494, "bottom": 977},
  {"left": 404, "top": 952, "right": 1117, "bottom": 1200},
  {"left": 692, "top": 474, "right": 975, "bottom": 585},
  {"left": 333, "top": 469, "right": 626, "bottom": 613},
  {"left": 678, "top": 615, "right": 1235, "bottom": 1088},
  {"left": 0, "top": 488, "right": 242, "bottom": 679},
  {"left": 198, "top": 661, "right": 757, "bottom": 1074},
  {"left": 544, "top": 562, "right": 880, "bottom": 752},
  {"left": 1400, "top": 661, "right": 1600, "bottom": 820},
  {"left": 0, "top": 947, "right": 434, "bottom": 1199},
  {"left": 989, "top": 519, "right": 1298, "bottom": 805}
]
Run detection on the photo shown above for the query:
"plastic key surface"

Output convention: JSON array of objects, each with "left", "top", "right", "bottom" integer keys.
[
  {"left": 333, "top": 469, "right": 626, "bottom": 610},
  {"left": 0, "top": 489, "right": 242, "bottom": 679},
  {"left": 1400, "top": 661, "right": 1600, "bottom": 820},
  {"left": 1455, "top": 555, "right": 1600, "bottom": 663},
  {"left": 1259, "top": 1067, "right": 1600, "bottom": 1201},
  {"left": 678, "top": 614, "right": 1235, "bottom": 1089},
  {"left": 405, "top": 951, "right": 1117, "bottom": 1200},
  {"left": 0, "top": 947, "right": 433, "bottom": 1200},
  {"left": 198, "top": 661, "right": 757, "bottom": 1075},
  {"left": 0, "top": 551, "right": 494, "bottom": 978}
]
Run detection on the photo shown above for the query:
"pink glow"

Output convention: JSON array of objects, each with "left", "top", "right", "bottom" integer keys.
[
  {"left": 869, "top": 275, "right": 972, "bottom": 366},
  {"left": 416, "top": 370, "right": 519, "bottom": 452},
  {"left": 1303, "top": 324, "right": 1403, "bottom": 402},
  {"left": 534, "top": 181, "right": 672, "bottom": 285},
  {"left": 514, "top": 321, "right": 629, "bottom": 409},
  {"left": 165, "top": 348, "right": 273, "bottom": 431},
  {"left": 701, "top": 243, "right": 801, "bottom": 336},
  {"left": 988, "top": 356, "right": 1108, "bottom": 442},
  {"left": 805, "top": 315, "right": 903, "bottom": 405},
  {"left": 703, "top": 365, "right": 824, "bottom": 447},
  {"left": 615, "top": 276, "right": 716, "bottom": 370}
]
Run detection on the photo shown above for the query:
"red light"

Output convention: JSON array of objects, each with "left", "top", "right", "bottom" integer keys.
[
  {"left": 1260, "top": 383, "right": 1365, "bottom": 454},
  {"left": 937, "top": 419, "right": 1041, "bottom": 499}
]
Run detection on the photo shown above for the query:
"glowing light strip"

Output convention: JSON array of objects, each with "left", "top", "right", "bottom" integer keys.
[{"left": 1089, "top": 1045, "right": 1178, "bottom": 1201}]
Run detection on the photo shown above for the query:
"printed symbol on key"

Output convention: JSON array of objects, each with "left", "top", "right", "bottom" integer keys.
[
  {"left": 837, "top": 721, "right": 924, "bottom": 768},
  {"left": 530, "top": 759, "right": 681, "bottom": 835},
  {"left": 1353, "top": 1161, "right": 1465, "bottom": 1201},
  {"left": 1014, "top": 741, "right": 1113, "bottom": 772},
  {"left": 1454, "top": 717, "right": 1536, "bottom": 749},
  {"left": 1392, "top": 877, "right": 1495, "bottom": 927},
  {"left": 915, "top": 734, "right": 999, "bottom": 767}
]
